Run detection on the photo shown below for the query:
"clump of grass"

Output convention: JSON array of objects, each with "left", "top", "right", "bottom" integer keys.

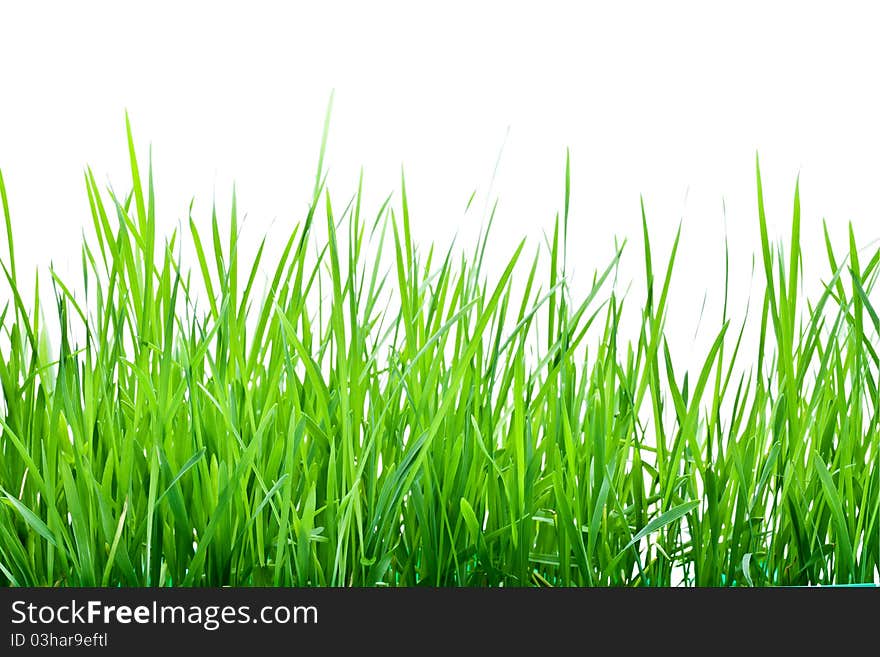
[{"left": 0, "top": 111, "right": 877, "bottom": 587}]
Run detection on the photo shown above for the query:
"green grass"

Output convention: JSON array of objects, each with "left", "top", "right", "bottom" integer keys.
[{"left": 0, "top": 110, "right": 878, "bottom": 587}]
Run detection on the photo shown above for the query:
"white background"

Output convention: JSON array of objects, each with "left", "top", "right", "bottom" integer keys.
[{"left": 1, "top": 1, "right": 879, "bottom": 369}]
